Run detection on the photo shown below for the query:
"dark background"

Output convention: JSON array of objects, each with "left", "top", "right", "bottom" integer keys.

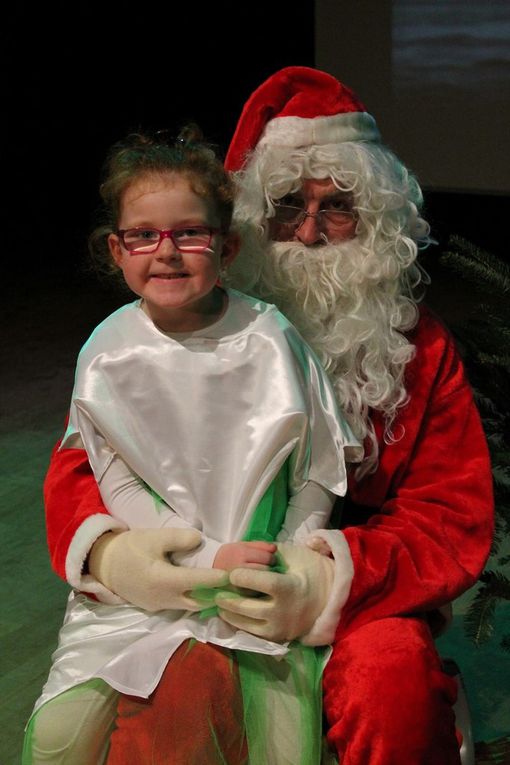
[
  {"left": 5, "top": 2, "right": 507, "bottom": 282},
  {"left": 7, "top": 2, "right": 317, "bottom": 280}
]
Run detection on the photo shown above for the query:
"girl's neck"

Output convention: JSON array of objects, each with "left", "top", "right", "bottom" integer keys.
[{"left": 141, "top": 287, "right": 228, "bottom": 333}]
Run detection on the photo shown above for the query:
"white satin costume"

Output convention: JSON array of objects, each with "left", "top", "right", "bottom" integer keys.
[{"left": 34, "top": 289, "right": 360, "bottom": 713}]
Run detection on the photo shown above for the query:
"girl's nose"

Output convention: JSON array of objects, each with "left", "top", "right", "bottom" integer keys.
[{"left": 156, "top": 237, "right": 181, "bottom": 259}]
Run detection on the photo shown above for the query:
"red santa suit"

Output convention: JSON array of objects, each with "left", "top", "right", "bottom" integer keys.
[
  {"left": 215, "top": 65, "right": 494, "bottom": 762},
  {"left": 322, "top": 305, "right": 493, "bottom": 764}
]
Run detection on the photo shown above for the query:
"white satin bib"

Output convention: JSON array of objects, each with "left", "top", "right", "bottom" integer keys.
[
  {"left": 63, "top": 289, "right": 358, "bottom": 540},
  {"left": 35, "top": 290, "right": 359, "bottom": 711}
]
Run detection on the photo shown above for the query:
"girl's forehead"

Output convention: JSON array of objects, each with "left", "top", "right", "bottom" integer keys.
[
  {"left": 120, "top": 172, "right": 207, "bottom": 213},
  {"left": 123, "top": 172, "right": 188, "bottom": 200},
  {"left": 119, "top": 171, "right": 219, "bottom": 224}
]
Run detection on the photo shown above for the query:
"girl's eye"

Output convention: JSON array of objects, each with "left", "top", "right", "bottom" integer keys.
[
  {"left": 175, "top": 227, "right": 205, "bottom": 238},
  {"left": 172, "top": 227, "right": 212, "bottom": 249},
  {"left": 138, "top": 229, "right": 159, "bottom": 240}
]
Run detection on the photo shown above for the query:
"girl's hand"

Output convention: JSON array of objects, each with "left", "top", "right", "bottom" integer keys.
[{"left": 213, "top": 541, "right": 277, "bottom": 570}]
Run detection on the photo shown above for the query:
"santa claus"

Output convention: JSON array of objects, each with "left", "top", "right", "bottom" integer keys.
[{"left": 215, "top": 66, "right": 495, "bottom": 763}]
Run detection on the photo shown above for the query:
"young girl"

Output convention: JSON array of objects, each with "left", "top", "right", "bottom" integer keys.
[{"left": 24, "top": 127, "right": 361, "bottom": 764}]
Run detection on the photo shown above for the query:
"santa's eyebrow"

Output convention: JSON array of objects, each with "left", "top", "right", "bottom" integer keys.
[
  {"left": 274, "top": 188, "right": 353, "bottom": 204},
  {"left": 322, "top": 189, "right": 352, "bottom": 200},
  {"left": 279, "top": 191, "right": 304, "bottom": 201}
]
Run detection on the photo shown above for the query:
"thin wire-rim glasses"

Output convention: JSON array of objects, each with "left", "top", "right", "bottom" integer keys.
[{"left": 272, "top": 204, "right": 356, "bottom": 230}]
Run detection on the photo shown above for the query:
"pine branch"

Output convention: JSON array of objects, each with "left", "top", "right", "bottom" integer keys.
[
  {"left": 464, "top": 571, "right": 510, "bottom": 647},
  {"left": 479, "top": 569, "right": 510, "bottom": 598},
  {"left": 486, "top": 430, "right": 506, "bottom": 448},
  {"left": 454, "top": 327, "right": 510, "bottom": 370},
  {"left": 475, "top": 351, "right": 510, "bottom": 370},
  {"left": 493, "top": 465, "right": 510, "bottom": 489},
  {"left": 440, "top": 235, "right": 510, "bottom": 296},
  {"left": 494, "top": 503, "right": 510, "bottom": 537},
  {"left": 436, "top": 236, "right": 510, "bottom": 649},
  {"left": 475, "top": 735, "right": 510, "bottom": 762},
  {"left": 464, "top": 589, "right": 497, "bottom": 646}
]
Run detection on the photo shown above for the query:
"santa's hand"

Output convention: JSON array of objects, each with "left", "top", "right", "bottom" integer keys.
[
  {"left": 216, "top": 542, "right": 335, "bottom": 643},
  {"left": 88, "top": 528, "right": 229, "bottom": 612}
]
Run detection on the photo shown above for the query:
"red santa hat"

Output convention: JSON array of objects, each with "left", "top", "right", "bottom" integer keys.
[{"left": 225, "top": 66, "right": 380, "bottom": 172}]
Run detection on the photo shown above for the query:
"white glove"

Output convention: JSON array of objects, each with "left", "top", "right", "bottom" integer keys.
[
  {"left": 216, "top": 542, "right": 335, "bottom": 643},
  {"left": 88, "top": 528, "right": 229, "bottom": 612}
]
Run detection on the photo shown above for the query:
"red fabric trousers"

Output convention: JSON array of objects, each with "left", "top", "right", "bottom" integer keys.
[
  {"left": 107, "top": 641, "right": 248, "bottom": 765},
  {"left": 107, "top": 617, "right": 460, "bottom": 764},
  {"left": 323, "top": 616, "right": 461, "bottom": 765}
]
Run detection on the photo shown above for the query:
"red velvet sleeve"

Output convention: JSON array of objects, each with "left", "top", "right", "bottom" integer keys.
[
  {"left": 43, "top": 430, "right": 111, "bottom": 582},
  {"left": 338, "top": 307, "right": 494, "bottom": 636}
]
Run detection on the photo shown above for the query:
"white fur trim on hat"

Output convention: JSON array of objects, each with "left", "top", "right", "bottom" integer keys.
[{"left": 259, "top": 112, "right": 380, "bottom": 150}]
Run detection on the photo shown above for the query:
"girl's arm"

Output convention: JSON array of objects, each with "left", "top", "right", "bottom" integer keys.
[
  {"left": 210, "top": 481, "right": 336, "bottom": 574},
  {"left": 101, "top": 453, "right": 278, "bottom": 571},
  {"left": 98, "top": 451, "right": 223, "bottom": 568},
  {"left": 44, "top": 425, "right": 228, "bottom": 605},
  {"left": 276, "top": 480, "right": 337, "bottom": 545}
]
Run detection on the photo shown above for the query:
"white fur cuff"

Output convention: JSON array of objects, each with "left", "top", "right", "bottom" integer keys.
[
  {"left": 65, "top": 513, "right": 128, "bottom": 604},
  {"left": 301, "top": 529, "right": 354, "bottom": 646}
]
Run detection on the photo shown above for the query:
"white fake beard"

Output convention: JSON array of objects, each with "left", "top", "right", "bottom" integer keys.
[{"left": 228, "top": 237, "right": 418, "bottom": 475}]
